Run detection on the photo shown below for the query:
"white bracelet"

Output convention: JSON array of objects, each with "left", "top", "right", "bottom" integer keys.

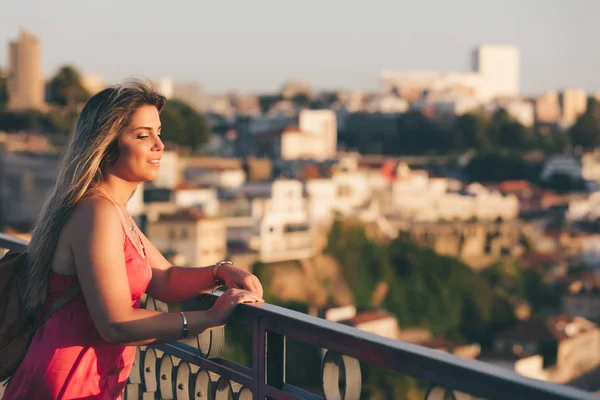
[
  {"left": 212, "top": 260, "right": 232, "bottom": 284},
  {"left": 179, "top": 311, "right": 189, "bottom": 339}
]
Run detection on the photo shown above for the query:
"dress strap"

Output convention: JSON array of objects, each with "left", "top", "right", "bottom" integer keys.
[
  {"left": 91, "top": 189, "right": 128, "bottom": 234},
  {"left": 91, "top": 189, "right": 146, "bottom": 258}
]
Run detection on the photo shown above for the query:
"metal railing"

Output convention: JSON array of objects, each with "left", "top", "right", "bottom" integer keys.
[{"left": 1, "top": 233, "right": 597, "bottom": 400}]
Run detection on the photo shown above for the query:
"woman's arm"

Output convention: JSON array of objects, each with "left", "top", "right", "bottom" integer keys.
[
  {"left": 137, "top": 229, "right": 263, "bottom": 304},
  {"left": 136, "top": 228, "right": 224, "bottom": 303},
  {"left": 69, "top": 198, "right": 261, "bottom": 346}
]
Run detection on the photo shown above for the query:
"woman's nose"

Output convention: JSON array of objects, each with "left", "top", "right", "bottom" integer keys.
[{"left": 154, "top": 136, "right": 164, "bottom": 151}]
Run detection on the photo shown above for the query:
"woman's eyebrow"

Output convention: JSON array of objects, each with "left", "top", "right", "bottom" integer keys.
[{"left": 132, "top": 126, "right": 161, "bottom": 131}]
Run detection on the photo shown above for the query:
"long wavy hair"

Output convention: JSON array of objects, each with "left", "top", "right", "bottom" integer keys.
[{"left": 24, "top": 79, "right": 166, "bottom": 314}]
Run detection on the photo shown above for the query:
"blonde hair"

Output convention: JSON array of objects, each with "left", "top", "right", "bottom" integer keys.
[{"left": 24, "top": 79, "right": 166, "bottom": 314}]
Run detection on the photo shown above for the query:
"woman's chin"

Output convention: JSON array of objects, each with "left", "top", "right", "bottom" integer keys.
[{"left": 136, "top": 172, "right": 159, "bottom": 183}]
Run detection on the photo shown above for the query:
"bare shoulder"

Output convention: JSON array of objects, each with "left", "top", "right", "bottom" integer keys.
[{"left": 65, "top": 196, "right": 123, "bottom": 242}]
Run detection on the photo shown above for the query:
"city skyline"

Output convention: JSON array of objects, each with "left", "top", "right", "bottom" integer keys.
[{"left": 0, "top": 0, "right": 598, "bottom": 95}]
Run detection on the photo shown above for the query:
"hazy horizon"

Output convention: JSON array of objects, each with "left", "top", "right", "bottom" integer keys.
[{"left": 1, "top": 0, "right": 598, "bottom": 96}]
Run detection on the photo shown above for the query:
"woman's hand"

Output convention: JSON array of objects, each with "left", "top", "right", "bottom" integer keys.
[
  {"left": 218, "top": 263, "right": 264, "bottom": 299},
  {"left": 209, "top": 288, "right": 263, "bottom": 326}
]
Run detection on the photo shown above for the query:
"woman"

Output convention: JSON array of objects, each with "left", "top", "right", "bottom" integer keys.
[{"left": 3, "top": 81, "right": 264, "bottom": 399}]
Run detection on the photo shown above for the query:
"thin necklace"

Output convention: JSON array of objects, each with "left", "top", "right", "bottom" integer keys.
[{"left": 99, "top": 187, "right": 135, "bottom": 231}]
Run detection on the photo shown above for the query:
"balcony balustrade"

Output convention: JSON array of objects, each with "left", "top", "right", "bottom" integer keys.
[{"left": 0, "top": 233, "right": 597, "bottom": 400}]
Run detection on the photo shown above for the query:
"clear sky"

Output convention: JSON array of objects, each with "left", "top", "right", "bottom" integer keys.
[{"left": 0, "top": 0, "right": 597, "bottom": 95}]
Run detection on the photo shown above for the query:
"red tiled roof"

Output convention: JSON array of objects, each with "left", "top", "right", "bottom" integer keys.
[
  {"left": 358, "top": 160, "right": 387, "bottom": 169},
  {"left": 499, "top": 180, "right": 533, "bottom": 192}
]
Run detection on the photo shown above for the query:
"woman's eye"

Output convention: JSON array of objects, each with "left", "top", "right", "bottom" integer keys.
[{"left": 137, "top": 135, "right": 149, "bottom": 139}]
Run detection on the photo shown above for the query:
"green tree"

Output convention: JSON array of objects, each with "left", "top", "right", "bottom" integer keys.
[
  {"left": 160, "top": 99, "right": 209, "bottom": 150},
  {"left": 258, "top": 94, "right": 283, "bottom": 114},
  {"left": 397, "top": 111, "right": 451, "bottom": 155},
  {"left": 312, "top": 91, "right": 339, "bottom": 109},
  {"left": 539, "top": 128, "right": 570, "bottom": 153},
  {"left": 487, "top": 108, "right": 536, "bottom": 150},
  {"left": 488, "top": 109, "right": 512, "bottom": 145},
  {"left": 569, "top": 97, "right": 600, "bottom": 150},
  {"left": 326, "top": 222, "right": 494, "bottom": 339},
  {"left": 454, "top": 113, "right": 489, "bottom": 150},
  {"left": 291, "top": 93, "right": 311, "bottom": 108},
  {"left": 542, "top": 172, "right": 586, "bottom": 194},
  {"left": 47, "top": 65, "right": 91, "bottom": 109},
  {"left": 464, "top": 151, "right": 541, "bottom": 183},
  {"left": 499, "top": 121, "right": 536, "bottom": 150},
  {"left": 0, "top": 109, "right": 46, "bottom": 132}
]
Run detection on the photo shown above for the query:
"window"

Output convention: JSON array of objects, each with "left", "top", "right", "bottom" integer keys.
[
  {"left": 168, "top": 228, "right": 176, "bottom": 240},
  {"left": 144, "top": 188, "right": 172, "bottom": 203},
  {"left": 284, "top": 224, "right": 310, "bottom": 233},
  {"left": 181, "top": 227, "right": 188, "bottom": 240}
]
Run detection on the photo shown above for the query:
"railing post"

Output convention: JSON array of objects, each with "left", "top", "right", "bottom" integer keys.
[
  {"left": 253, "top": 319, "right": 264, "bottom": 399},
  {"left": 266, "top": 330, "right": 286, "bottom": 389},
  {"left": 254, "top": 317, "right": 287, "bottom": 399}
]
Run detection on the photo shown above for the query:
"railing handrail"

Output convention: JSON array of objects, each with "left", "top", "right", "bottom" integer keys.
[
  {"left": 0, "top": 233, "right": 28, "bottom": 252},
  {"left": 219, "top": 297, "right": 597, "bottom": 400},
  {"left": 1, "top": 233, "right": 597, "bottom": 399}
]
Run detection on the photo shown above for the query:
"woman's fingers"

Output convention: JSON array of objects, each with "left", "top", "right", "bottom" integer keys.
[
  {"left": 228, "top": 276, "right": 264, "bottom": 299},
  {"left": 243, "top": 275, "right": 264, "bottom": 298},
  {"left": 225, "top": 288, "right": 263, "bottom": 304},
  {"left": 236, "top": 291, "right": 263, "bottom": 304}
]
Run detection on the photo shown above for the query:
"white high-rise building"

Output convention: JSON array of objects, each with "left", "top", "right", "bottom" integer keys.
[
  {"left": 473, "top": 44, "right": 520, "bottom": 99},
  {"left": 381, "top": 44, "right": 520, "bottom": 103},
  {"left": 281, "top": 109, "right": 337, "bottom": 161}
]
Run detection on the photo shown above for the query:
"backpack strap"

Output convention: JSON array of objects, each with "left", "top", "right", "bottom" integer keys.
[{"left": 38, "top": 283, "right": 81, "bottom": 326}]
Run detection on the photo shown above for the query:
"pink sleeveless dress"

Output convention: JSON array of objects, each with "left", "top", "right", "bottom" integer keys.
[{"left": 3, "top": 231, "right": 152, "bottom": 399}]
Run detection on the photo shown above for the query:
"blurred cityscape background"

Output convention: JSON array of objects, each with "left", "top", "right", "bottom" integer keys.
[{"left": 1, "top": 1, "right": 600, "bottom": 398}]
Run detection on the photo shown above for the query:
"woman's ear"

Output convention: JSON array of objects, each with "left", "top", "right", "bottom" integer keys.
[{"left": 103, "top": 140, "right": 121, "bottom": 167}]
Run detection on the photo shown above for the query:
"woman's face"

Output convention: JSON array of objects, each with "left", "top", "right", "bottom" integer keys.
[{"left": 109, "top": 105, "right": 164, "bottom": 183}]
